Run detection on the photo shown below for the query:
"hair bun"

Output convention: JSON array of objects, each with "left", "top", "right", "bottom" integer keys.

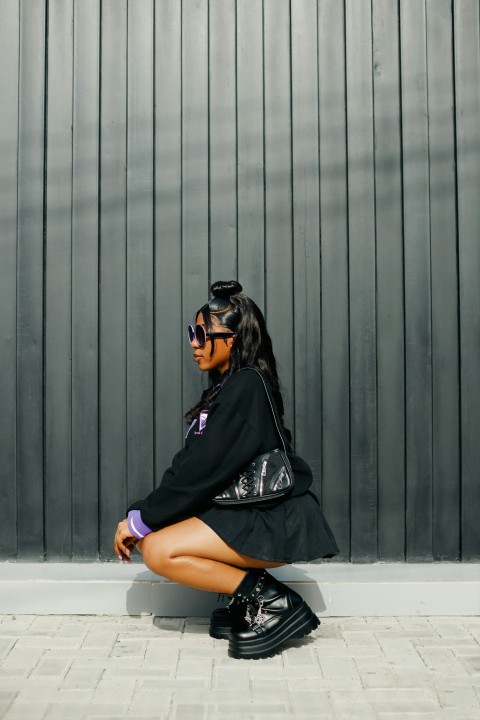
[{"left": 210, "top": 280, "right": 242, "bottom": 299}]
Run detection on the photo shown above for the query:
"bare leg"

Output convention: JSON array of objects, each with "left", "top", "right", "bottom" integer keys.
[{"left": 135, "top": 517, "right": 285, "bottom": 595}]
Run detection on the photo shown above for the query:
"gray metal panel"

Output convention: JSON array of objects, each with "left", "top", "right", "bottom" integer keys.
[
  {"left": 426, "top": 0, "right": 460, "bottom": 561},
  {"left": 346, "top": 0, "right": 378, "bottom": 562},
  {"left": 400, "top": 0, "right": 434, "bottom": 561},
  {"left": 237, "top": 0, "right": 265, "bottom": 312},
  {"left": 454, "top": 0, "right": 480, "bottom": 560},
  {"left": 99, "top": 0, "right": 128, "bottom": 559},
  {"left": 71, "top": 0, "right": 100, "bottom": 560},
  {"left": 126, "top": 0, "right": 155, "bottom": 517},
  {"left": 0, "top": 0, "right": 19, "bottom": 560},
  {"left": 16, "top": 0, "right": 46, "bottom": 561},
  {"left": 209, "top": 0, "right": 237, "bottom": 282},
  {"left": 154, "top": 0, "right": 184, "bottom": 476},
  {"left": 372, "top": 0, "right": 405, "bottom": 561},
  {"left": 291, "top": 0, "right": 322, "bottom": 491},
  {"left": 317, "top": 0, "right": 350, "bottom": 562},
  {"left": 181, "top": 0, "right": 210, "bottom": 410},
  {"left": 44, "top": 0, "right": 74, "bottom": 559},
  {"left": 264, "top": 0, "right": 294, "bottom": 431}
]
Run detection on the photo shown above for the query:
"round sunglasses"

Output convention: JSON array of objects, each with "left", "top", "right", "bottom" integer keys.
[{"left": 187, "top": 323, "right": 236, "bottom": 349}]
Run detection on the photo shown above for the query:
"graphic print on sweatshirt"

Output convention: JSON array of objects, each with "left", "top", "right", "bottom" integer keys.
[{"left": 186, "top": 410, "right": 209, "bottom": 440}]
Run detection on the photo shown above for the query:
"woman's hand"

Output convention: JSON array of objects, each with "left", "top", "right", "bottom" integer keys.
[{"left": 113, "top": 519, "right": 138, "bottom": 563}]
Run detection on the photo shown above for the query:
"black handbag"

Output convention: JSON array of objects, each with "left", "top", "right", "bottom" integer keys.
[{"left": 212, "top": 368, "right": 295, "bottom": 506}]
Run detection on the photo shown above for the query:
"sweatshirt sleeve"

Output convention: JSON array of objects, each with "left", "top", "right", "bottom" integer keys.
[
  {"left": 127, "top": 509, "right": 153, "bottom": 539},
  {"left": 125, "top": 373, "right": 264, "bottom": 532}
]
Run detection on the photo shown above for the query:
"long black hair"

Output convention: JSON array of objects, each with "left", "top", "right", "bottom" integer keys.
[{"left": 185, "top": 280, "right": 285, "bottom": 424}]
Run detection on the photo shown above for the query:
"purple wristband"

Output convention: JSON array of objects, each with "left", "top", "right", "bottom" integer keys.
[{"left": 127, "top": 510, "right": 153, "bottom": 539}]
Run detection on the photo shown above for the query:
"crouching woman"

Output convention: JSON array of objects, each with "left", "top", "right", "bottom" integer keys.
[{"left": 113, "top": 280, "right": 339, "bottom": 659}]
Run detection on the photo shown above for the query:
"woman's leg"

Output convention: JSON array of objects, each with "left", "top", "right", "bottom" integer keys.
[{"left": 135, "top": 517, "right": 285, "bottom": 595}]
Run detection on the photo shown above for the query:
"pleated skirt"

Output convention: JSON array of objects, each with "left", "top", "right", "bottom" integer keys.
[{"left": 197, "top": 489, "right": 339, "bottom": 563}]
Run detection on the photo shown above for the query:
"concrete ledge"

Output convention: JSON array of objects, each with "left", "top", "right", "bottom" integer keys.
[{"left": 1, "top": 562, "right": 479, "bottom": 616}]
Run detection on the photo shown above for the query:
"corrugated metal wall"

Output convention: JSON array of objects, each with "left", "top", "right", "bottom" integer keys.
[{"left": 1, "top": 0, "right": 479, "bottom": 563}]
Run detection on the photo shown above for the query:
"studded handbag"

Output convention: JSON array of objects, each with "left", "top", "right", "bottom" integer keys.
[{"left": 212, "top": 368, "right": 295, "bottom": 506}]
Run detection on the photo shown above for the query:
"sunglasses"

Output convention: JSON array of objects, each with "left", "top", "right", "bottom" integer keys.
[{"left": 187, "top": 324, "right": 236, "bottom": 349}]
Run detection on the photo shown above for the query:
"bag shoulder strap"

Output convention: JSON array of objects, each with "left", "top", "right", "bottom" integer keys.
[{"left": 237, "top": 367, "right": 290, "bottom": 457}]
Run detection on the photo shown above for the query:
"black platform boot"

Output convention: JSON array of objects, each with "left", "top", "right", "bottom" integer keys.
[
  {"left": 227, "top": 569, "right": 320, "bottom": 660},
  {"left": 209, "top": 570, "right": 263, "bottom": 639}
]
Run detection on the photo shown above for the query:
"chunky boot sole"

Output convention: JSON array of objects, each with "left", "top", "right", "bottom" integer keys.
[
  {"left": 209, "top": 621, "right": 231, "bottom": 640},
  {"left": 209, "top": 606, "right": 236, "bottom": 640},
  {"left": 209, "top": 627, "right": 232, "bottom": 640},
  {"left": 210, "top": 628, "right": 230, "bottom": 640},
  {"left": 228, "top": 601, "right": 320, "bottom": 660}
]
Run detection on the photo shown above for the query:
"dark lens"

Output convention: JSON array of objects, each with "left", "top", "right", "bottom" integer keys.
[
  {"left": 187, "top": 325, "right": 195, "bottom": 344},
  {"left": 195, "top": 324, "right": 206, "bottom": 348}
]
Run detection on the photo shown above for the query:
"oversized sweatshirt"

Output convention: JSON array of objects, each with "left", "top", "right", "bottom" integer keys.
[{"left": 126, "top": 368, "right": 314, "bottom": 538}]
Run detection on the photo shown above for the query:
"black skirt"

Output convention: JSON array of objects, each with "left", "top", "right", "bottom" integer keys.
[{"left": 196, "top": 490, "right": 339, "bottom": 563}]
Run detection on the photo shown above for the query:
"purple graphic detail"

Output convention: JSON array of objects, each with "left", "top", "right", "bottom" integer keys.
[
  {"left": 195, "top": 411, "right": 208, "bottom": 435},
  {"left": 185, "top": 418, "right": 197, "bottom": 439}
]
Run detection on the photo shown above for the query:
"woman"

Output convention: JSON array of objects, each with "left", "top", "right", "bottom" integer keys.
[{"left": 113, "top": 280, "right": 339, "bottom": 659}]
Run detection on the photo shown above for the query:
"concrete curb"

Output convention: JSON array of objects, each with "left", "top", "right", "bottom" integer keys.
[{"left": 1, "top": 562, "right": 479, "bottom": 616}]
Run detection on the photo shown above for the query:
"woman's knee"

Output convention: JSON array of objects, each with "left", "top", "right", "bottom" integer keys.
[{"left": 138, "top": 532, "right": 173, "bottom": 574}]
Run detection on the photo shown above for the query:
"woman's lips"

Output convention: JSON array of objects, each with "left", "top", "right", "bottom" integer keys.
[{"left": 194, "top": 355, "right": 202, "bottom": 363}]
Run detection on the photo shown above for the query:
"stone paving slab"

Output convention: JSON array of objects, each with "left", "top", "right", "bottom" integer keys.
[{"left": 0, "top": 615, "right": 479, "bottom": 719}]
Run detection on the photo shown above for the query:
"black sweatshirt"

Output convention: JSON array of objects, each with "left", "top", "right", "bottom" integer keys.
[{"left": 126, "top": 368, "right": 314, "bottom": 533}]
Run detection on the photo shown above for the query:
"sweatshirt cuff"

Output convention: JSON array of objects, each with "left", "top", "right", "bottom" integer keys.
[{"left": 127, "top": 510, "right": 153, "bottom": 539}]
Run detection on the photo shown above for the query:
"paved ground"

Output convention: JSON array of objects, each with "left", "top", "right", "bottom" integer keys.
[{"left": 0, "top": 614, "right": 479, "bottom": 719}]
